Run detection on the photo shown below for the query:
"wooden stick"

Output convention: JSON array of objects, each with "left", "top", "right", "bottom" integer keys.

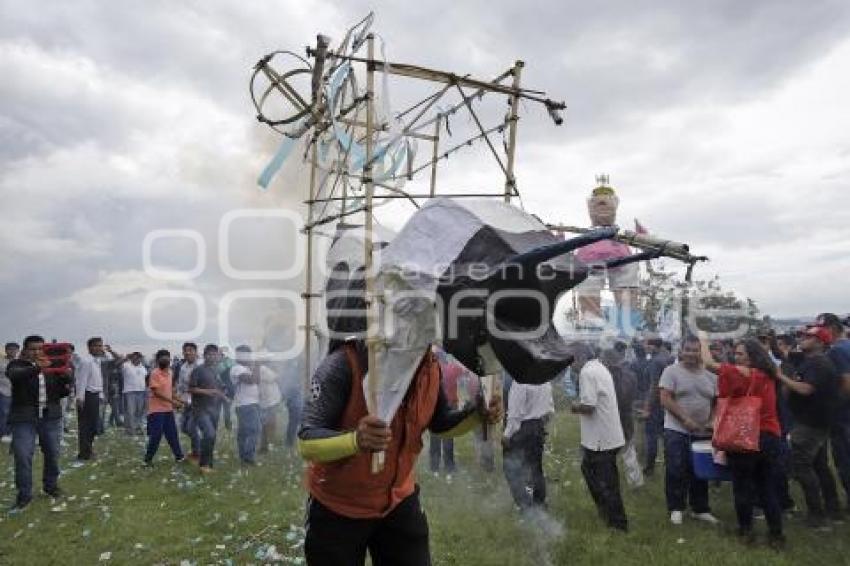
[
  {"left": 480, "top": 374, "right": 501, "bottom": 441},
  {"left": 503, "top": 61, "right": 523, "bottom": 203},
  {"left": 429, "top": 115, "right": 441, "bottom": 197},
  {"left": 303, "top": 142, "right": 317, "bottom": 395},
  {"left": 313, "top": 50, "right": 565, "bottom": 111},
  {"left": 363, "top": 35, "right": 384, "bottom": 475}
]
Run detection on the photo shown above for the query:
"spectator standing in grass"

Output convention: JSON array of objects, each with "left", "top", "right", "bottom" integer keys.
[
  {"left": 601, "top": 342, "right": 643, "bottom": 488},
  {"left": 231, "top": 345, "right": 262, "bottom": 466},
  {"left": 0, "top": 341, "right": 20, "bottom": 443},
  {"left": 6, "top": 335, "right": 73, "bottom": 510},
  {"left": 176, "top": 342, "right": 201, "bottom": 462},
  {"left": 144, "top": 349, "right": 185, "bottom": 465},
  {"left": 502, "top": 380, "right": 553, "bottom": 511},
  {"left": 816, "top": 313, "right": 850, "bottom": 509},
  {"left": 778, "top": 325, "right": 843, "bottom": 529},
  {"left": 121, "top": 352, "right": 148, "bottom": 436},
  {"left": 258, "top": 362, "right": 282, "bottom": 454},
  {"left": 658, "top": 336, "right": 719, "bottom": 526},
  {"left": 641, "top": 337, "right": 674, "bottom": 476},
  {"left": 430, "top": 348, "right": 462, "bottom": 478},
  {"left": 571, "top": 343, "right": 629, "bottom": 532},
  {"left": 74, "top": 337, "right": 118, "bottom": 461},
  {"left": 188, "top": 344, "right": 228, "bottom": 474},
  {"left": 701, "top": 336, "right": 785, "bottom": 547}
]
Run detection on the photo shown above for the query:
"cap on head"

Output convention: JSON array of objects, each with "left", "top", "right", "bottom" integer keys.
[{"left": 804, "top": 325, "right": 833, "bottom": 346}]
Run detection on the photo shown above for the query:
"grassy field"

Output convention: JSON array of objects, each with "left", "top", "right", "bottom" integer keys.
[{"left": 0, "top": 410, "right": 847, "bottom": 565}]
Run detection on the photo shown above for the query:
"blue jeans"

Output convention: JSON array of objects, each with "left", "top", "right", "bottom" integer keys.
[
  {"left": 0, "top": 393, "right": 11, "bottom": 437},
  {"left": 180, "top": 410, "right": 201, "bottom": 456},
  {"left": 644, "top": 404, "right": 664, "bottom": 470},
  {"left": 664, "top": 429, "right": 710, "bottom": 513},
  {"left": 283, "top": 388, "right": 303, "bottom": 448},
  {"left": 194, "top": 410, "right": 219, "bottom": 468},
  {"left": 145, "top": 412, "right": 183, "bottom": 462},
  {"left": 12, "top": 418, "right": 61, "bottom": 500},
  {"left": 830, "top": 418, "right": 850, "bottom": 504},
  {"left": 236, "top": 404, "right": 261, "bottom": 464},
  {"left": 123, "top": 391, "right": 147, "bottom": 434}
]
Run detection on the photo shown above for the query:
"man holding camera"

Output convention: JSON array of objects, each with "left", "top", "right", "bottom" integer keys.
[{"left": 6, "top": 335, "right": 73, "bottom": 510}]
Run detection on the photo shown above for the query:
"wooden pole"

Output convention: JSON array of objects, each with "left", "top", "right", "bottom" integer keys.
[
  {"left": 429, "top": 115, "right": 442, "bottom": 197},
  {"left": 363, "top": 35, "right": 384, "bottom": 474},
  {"left": 303, "top": 142, "right": 318, "bottom": 395},
  {"left": 503, "top": 60, "right": 524, "bottom": 203}
]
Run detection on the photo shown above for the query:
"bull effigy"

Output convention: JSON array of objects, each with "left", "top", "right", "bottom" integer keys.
[{"left": 250, "top": 12, "right": 708, "bottom": 564}]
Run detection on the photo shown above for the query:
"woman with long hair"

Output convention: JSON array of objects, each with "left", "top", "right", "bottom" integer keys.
[{"left": 700, "top": 335, "right": 785, "bottom": 548}]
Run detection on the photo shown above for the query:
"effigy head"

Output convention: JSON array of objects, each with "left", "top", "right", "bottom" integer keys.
[
  {"left": 322, "top": 199, "right": 624, "bottom": 384},
  {"left": 587, "top": 184, "right": 619, "bottom": 227}
]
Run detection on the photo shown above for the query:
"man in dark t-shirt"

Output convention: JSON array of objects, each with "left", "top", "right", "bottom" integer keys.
[
  {"left": 188, "top": 345, "right": 227, "bottom": 473},
  {"left": 779, "top": 325, "right": 842, "bottom": 527},
  {"left": 816, "top": 313, "right": 850, "bottom": 508}
]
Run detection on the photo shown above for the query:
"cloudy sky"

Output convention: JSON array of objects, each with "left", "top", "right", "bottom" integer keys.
[{"left": 1, "top": 0, "right": 849, "bottom": 350}]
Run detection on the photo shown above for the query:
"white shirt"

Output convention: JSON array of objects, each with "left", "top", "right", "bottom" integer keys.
[
  {"left": 75, "top": 352, "right": 113, "bottom": 402},
  {"left": 259, "top": 365, "right": 282, "bottom": 409},
  {"left": 0, "top": 358, "right": 12, "bottom": 397},
  {"left": 121, "top": 361, "right": 148, "bottom": 393},
  {"left": 177, "top": 360, "right": 200, "bottom": 401},
  {"left": 578, "top": 359, "right": 625, "bottom": 451},
  {"left": 504, "top": 382, "right": 554, "bottom": 439},
  {"left": 232, "top": 364, "right": 260, "bottom": 407}
]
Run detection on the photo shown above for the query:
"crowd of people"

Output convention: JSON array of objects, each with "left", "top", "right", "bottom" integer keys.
[
  {"left": 495, "top": 312, "right": 850, "bottom": 549},
  {"left": 0, "top": 337, "right": 303, "bottom": 510},
  {"left": 2, "top": 312, "right": 849, "bottom": 561}
]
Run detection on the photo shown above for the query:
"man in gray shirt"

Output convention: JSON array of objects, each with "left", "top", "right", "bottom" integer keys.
[{"left": 659, "top": 336, "right": 718, "bottom": 526}]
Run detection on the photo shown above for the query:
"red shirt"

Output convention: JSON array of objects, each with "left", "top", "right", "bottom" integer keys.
[{"left": 717, "top": 363, "right": 781, "bottom": 437}]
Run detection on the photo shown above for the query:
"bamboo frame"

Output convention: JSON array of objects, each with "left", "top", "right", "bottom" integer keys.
[
  {"left": 363, "top": 35, "right": 385, "bottom": 474},
  {"left": 503, "top": 61, "right": 524, "bottom": 202},
  {"left": 256, "top": 23, "right": 576, "bottom": 476}
]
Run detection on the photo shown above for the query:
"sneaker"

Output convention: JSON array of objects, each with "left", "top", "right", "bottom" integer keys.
[
  {"left": 0, "top": 436, "right": 11, "bottom": 444},
  {"left": 753, "top": 508, "right": 765, "bottom": 520},
  {"left": 175, "top": 456, "right": 186, "bottom": 464},
  {"left": 670, "top": 510, "right": 684, "bottom": 525},
  {"left": 691, "top": 512, "right": 720, "bottom": 525}
]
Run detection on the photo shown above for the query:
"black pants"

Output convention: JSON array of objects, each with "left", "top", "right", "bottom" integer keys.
[
  {"left": 581, "top": 447, "right": 628, "bottom": 531},
  {"left": 791, "top": 423, "right": 840, "bottom": 519},
  {"left": 77, "top": 392, "right": 100, "bottom": 460},
  {"left": 305, "top": 488, "right": 430, "bottom": 566},
  {"left": 727, "top": 433, "right": 784, "bottom": 536},
  {"left": 503, "top": 419, "right": 546, "bottom": 509}
]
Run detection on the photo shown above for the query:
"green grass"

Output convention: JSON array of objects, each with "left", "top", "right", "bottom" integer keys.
[{"left": 0, "top": 411, "right": 847, "bottom": 565}]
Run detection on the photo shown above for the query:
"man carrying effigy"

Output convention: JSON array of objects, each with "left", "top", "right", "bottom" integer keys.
[{"left": 298, "top": 338, "right": 501, "bottom": 566}]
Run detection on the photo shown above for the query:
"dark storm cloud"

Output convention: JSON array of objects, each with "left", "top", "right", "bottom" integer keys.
[{"left": 1, "top": 0, "right": 849, "bottom": 344}]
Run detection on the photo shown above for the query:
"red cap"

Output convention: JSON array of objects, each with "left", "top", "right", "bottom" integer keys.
[{"left": 805, "top": 325, "right": 833, "bottom": 345}]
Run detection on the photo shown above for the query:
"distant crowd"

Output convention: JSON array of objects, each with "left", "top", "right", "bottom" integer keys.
[
  {"left": 0, "top": 338, "right": 302, "bottom": 510},
  {"left": 3, "top": 313, "right": 849, "bottom": 556}
]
